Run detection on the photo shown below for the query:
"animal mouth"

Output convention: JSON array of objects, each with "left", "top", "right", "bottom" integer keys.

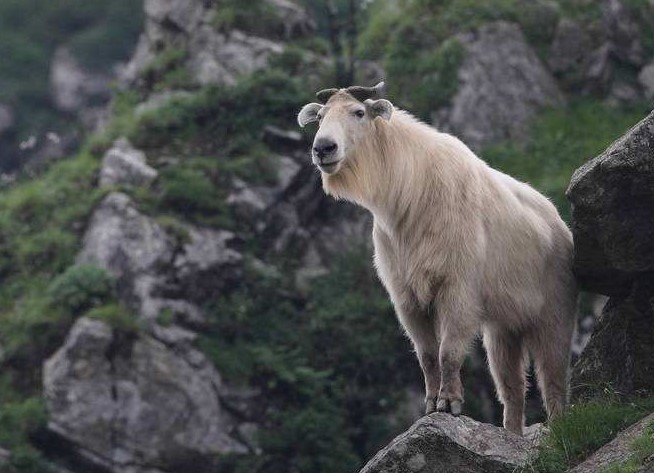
[{"left": 318, "top": 161, "right": 339, "bottom": 173}]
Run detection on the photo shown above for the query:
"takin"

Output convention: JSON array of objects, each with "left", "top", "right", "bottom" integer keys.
[{"left": 297, "top": 82, "right": 578, "bottom": 435}]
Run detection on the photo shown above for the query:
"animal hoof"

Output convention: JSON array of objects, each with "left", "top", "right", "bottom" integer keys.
[
  {"left": 435, "top": 398, "right": 463, "bottom": 415},
  {"left": 436, "top": 399, "right": 449, "bottom": 412},
  {"left": 425, "top": 398, "right": 437, "bottom": 414}
]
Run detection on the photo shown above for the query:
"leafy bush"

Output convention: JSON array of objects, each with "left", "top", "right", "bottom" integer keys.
[
  {"left": 47, "top": 265, "right": 114, "bottom": 315},
  {"left": 85, "top": 304, "right": 138, "bottom": 335}
]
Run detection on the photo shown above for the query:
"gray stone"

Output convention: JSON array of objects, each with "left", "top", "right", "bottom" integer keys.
[
  {"left": 638, "top": 60, "right": 654, "bottom": 99},
  {"left": 358, "top": 413, "right": 538, "bottom": 473},
  {"left": 122, "top": 0, "right": 313, "bottom": 88},
  {"left": 566, "top": 110, "right": 654, "bottom": 296},
  {"left": 567, "top": 109, "right": 654, "bottom": 400},
  {"left": 99, "top": 138, "right": 158, "bottom": 188},
  {"left": 264, "top": 0, "right": 316, "bottom": 39},
  {"left": 435, "top": 22, "right": 564, "bottom": 150},
  {"left": 601, "top": 0, "right": 644, "bottom": 66},
  {"left": 44, "top": 317, "right": 253, "bottom": 473},
  {"left": 187, "top": 27, "right": 283, "bottom": 86},
  {"left": 572, "top": 276, "right": 654, "bottom": 400},
  {"left": 0, "top": 103, "right": 15, "bottom": 136},
  {"left": 548, "top": 19, "right": 591, "bottom": 76},
  {"left": 569, "top": 412, "right": 654, "bottom": 473},
  {"left": 49, "top": 47, "right": 112, "bottom": 129}
]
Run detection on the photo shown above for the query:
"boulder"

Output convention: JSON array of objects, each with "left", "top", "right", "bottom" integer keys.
[
  {"left": 572, "top": 276, "right": 654, "bottom": 400},
  {"left": 99, "top": 138, "right": 158, "bottom": 188},
  {"left": 0, "top": 103, "right": 15, "bottom": 137},
  {"left": 122, "top": 0, "right": 313, "bottom": 88},
  {"left": 548, "top": 18, "right": 591, "bottom": 76},
  {"left": 566, "top": 110, "right": 654, "bottom": 296},
  {"left": 435, "top": 22, "right": 564, "bottom": 150},
  {"left": 44, "top": 317, "right": 255, "bottom": 473},
  {"left": 187, "top": 27, "right": 283, "bottom": 86},
  {"left": 638, "top": 60, "right": 654, "bottom": 100},
  {"left": 567, "top": 109, "right": 654, "bottom": 399},
  {"left": 358, "top": 413, "right": 538, "bottom": 473},
  {"left": 601, "top": 0, "right": 644, "bottom": 67},
  {"left": 77, "top": 192, "right": 241, "bottom": 321},
  {"left": 49, "top": 47, "right": 113, "bottom": 130},
  {"left": 569, "top": 412, "right": 654, "bottom": 473}
]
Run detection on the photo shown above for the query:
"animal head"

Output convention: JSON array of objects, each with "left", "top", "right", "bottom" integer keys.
[{"left": 297, "top": 82, "right": 393, "bottom": 175}]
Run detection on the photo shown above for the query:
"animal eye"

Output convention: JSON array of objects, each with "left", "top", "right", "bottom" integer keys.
[{"left": 354, "top": 110, "right": 365, "bottom": 118}]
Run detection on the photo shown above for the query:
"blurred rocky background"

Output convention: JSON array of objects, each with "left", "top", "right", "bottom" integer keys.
[{"left": 0, "top": 0, "right": 653, "bottom": 472}]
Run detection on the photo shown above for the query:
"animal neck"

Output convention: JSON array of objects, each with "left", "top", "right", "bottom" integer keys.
[{"left": 323, "top": 111, "right": 439, "bottom": 233}]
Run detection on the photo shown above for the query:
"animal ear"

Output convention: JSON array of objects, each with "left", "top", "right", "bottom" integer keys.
[
  {"left": 367, "top": 99, "right": 393, "bottom": 121},
  {"left": 297, "top": 103, "right": 323, "bottom": 128}
]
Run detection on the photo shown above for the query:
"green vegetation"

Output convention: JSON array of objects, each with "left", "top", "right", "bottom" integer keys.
[
  {"left": 482, "top": 100, "right": 650, "bottom": 222},
  {"left": 138, "top": 47, "right": 192, "bottom": 93},
  {"left": 600, "top": 419, "right": 654, "bottom": 473},
  {"left": 526, "top": 398, "right": 654, "bottom": 472},
  {"left": 212, "top": 0, "right": 280, "bottom": 37},
  {"left": 198, "top": 248, "right": 420, "bottom": 472},
  {"left": 0, "top": 0, "right": 142, "bottom": 142}
]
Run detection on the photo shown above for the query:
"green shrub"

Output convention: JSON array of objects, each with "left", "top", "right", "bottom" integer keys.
[
  {"left": 0, "top": 397, "right": 50, "bottom": 473},
  {"left": 47, "top": 264, "right": 114, "bottom": 315},
  {"left": 85, "top": 303, "right": 139, "bottom": 335},
  {"left": 139, "top": 47, "right": 192, "bottom": 92}
]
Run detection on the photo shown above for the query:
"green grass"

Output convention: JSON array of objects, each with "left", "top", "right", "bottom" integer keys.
[
  {"left": 526, "top": 398, "right": 654, "bottom": 472},
  {"left": 482, "top": 100, "right": 650, "bottom": 222},
  {"left": 600, "top": 419, "right": 654, "bottom": 473}
]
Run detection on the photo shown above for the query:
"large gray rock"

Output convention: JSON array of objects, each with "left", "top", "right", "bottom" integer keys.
[
  {"left": 359, "top": 413, "right": 538, "bottom": 473},
  {"left": 99, "top": 138, "right": 158, "bottom": 188},
  {"left": 601, "top": 0, "right": 644, "bottom": 67},
  {"left": 50, "top": 47, "right": 113, "bottom": 130},
  {"left": 567, "top": 109, "right": 654, "bottom": 400},
  {"left": 122, "top": 0, "right": 313, "bottom": 87},
  {"left": 569, "top": 412, "right": 654, "bottom": 473},
  {"left": 572, "top": 276, "right": 654, "bottom": 400},
  {"left": 78, "top": 192, "right": 241, "bottom": 322},
  {"left": 566, "top": 110, "right": 654, "bottom": 296},
  {"left": 638, "top": 60, "right": 654, "bottom": 100},
  {"left": 435, "top": 22, "right": 564, "bottom": 150},
  {"left": 44, "top": 317, "right": 255, "bottom": 473},
  {"left": 548, "top": 18, "right": 591, "bottom": 78},
  {"left": 0, "top": 103, "right": 15, "bottom": 137}
]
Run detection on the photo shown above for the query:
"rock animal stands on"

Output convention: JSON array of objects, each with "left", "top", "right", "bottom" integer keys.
[{"left": 297, "top": 83, "right": 578, "bottom": 434}]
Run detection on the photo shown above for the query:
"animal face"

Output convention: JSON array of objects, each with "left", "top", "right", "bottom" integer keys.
[{"left": 297, "top": 83, "right": 393, "bottom": 175}]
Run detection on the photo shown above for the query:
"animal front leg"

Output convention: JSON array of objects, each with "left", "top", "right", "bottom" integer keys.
[
  {"left": 393, "top": 293, "right": 440, "bottom": 415},
  {"left": 436, "top": 292, "right": 479, "bottom": 416}
]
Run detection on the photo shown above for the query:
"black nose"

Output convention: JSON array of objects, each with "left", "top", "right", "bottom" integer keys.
[{"left": 313, "top": 138, "right": 338, "bottom": 159}]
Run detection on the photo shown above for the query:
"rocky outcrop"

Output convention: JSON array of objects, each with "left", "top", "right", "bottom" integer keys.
[
  {"left": 358, "top": 413, "right": 540, "bottom": 473},
  {"left": 569, "top": 412, "right": 654, "bottom": 473},
  {"left": 435, "top": 22, "right": 564, "bottom": 150},
  {"left": 99, "top": 138, "right": 158, "bottom": 188},
  {"left": 44, "top": 317, "right": 257, "bottom": 473},
  {"left": 121, "top": 0, "right": 314, "bottom": 88},
  {"left": 77, "top": 192, "right": 242, "bottom": 323},
  {"left": 0, "top": 103, "right": 15, "bottom": 138},
  {"left": 50, "top": 47, "right": 113, "bottom": 130},
  {"left": 567, "top": 109, "right": 654, "bottom": 399}
]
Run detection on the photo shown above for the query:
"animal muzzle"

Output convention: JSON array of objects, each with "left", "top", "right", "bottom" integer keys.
[{"left": 313, "top": 137, "right": 338, "bottom": 162}]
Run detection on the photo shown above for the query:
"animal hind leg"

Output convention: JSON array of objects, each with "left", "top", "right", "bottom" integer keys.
[
  {"left": 530, "top": 320, "right": 574, "bottom": 420},
  {"left": 483, "top": 328, "right": 527, "bottom": 434}
]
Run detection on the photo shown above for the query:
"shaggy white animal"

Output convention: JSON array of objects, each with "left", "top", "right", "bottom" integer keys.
[{"left": 297, "top": 83, "right": 578, "bottom": 434}]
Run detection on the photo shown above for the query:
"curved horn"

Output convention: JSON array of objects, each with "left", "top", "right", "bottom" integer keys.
[
  {"left": 345, "top": 81, "right": 385, "bottom": 102},
  {"left": 316, "top": 88, "right": 339, "bottom": 104}
]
